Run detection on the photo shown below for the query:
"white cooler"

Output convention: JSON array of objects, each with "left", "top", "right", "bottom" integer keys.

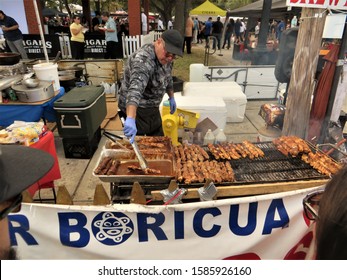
[
  {"left": 160, "top": 95, "right": 227, "bottom": 129},
  {"left": 182, "top": 82, "right": 247, "bottom": 122}
]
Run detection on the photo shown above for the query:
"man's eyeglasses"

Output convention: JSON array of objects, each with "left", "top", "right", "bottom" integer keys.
[
  {"left": 162, "top": 39, "right": 176, "bottom": 60},
  {"left": 0, "top": 194, "right": 22, "bottom": 220},
  {"left": 303, "top": 188, "right": 325, "bottom": 221},
  {"left": 165, "top": 51, "right": 176, "bottom": 59}
]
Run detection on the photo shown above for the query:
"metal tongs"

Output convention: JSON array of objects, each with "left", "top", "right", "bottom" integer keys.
[
  {"left": 130, "top": 139, "right": 149, "bottom": 171},
  {"left": 103, "top": 130, "right": 148, "bottom": 171},
  {"left": 103, "top": 131, "right": 129, "bottom": 150}
]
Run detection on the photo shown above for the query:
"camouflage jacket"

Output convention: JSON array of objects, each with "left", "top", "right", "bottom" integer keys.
[{"left": 118, "top": 44, "right": 174, "bottom": 112}]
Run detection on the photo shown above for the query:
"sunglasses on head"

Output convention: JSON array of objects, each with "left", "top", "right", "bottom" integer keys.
[
  {"left": 303, "top": 188, "right": 325, "bottom": 221},
  {"left": 0, "top": 194, "right": 23, "bottom": 220}
]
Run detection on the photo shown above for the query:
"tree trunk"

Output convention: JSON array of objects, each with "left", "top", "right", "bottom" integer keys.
[
  {"left": 174, "top": 1, "right": 185, "bottom": 36},
  {"left": 282, "top": 7, "right": 326, "bottom": 139},
  {"left": 81, "top": 0, "right": 91, "bottom": 31}
]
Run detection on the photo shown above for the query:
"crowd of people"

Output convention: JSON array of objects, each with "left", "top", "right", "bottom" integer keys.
[{"left": 0, "top": 4, "right": 301, "bottom": 61}]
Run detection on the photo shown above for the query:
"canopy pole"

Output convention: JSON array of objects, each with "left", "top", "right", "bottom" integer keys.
[{"left": 33, "top": 0, "right": 49, "bottom": 63}]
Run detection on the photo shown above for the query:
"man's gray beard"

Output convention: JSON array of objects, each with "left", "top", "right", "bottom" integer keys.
[{"left": 0, "top": 247, "right": 18, "bottom": 260}]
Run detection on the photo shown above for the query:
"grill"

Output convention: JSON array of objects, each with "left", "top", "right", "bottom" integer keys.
[
  {"left": 228, "top": 142, "right": 327, "bottom": 184},
  {"left": 109, "top": 141, "right": 331, "bottom": 203}
]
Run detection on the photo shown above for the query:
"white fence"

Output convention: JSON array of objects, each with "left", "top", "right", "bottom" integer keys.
[{"left": 122, "top": 31, "right": 162, "bottom": 58}]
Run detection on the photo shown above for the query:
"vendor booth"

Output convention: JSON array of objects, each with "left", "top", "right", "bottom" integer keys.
[{"left": 189, "top": 0, "right": 226, "bottom": 21}]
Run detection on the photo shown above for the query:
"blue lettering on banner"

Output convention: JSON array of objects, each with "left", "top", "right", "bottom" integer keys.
[
  {"left": 58, "top": 212, "right": 90, "bottom": 247},
  {"left": 174, "top": 211, "right": 184, "bottom": 239},
  {"left": 92, "top": 212, "right": 134, "bottom": 245},
  {"left": 229, "top": 202, "right": 257, "bottom": 235},
  {"left": 9, "top": 199, "right": 290, "bottom": 248},
  {"left": 193, "top": 208, "right": 222, "bottom": 238},
  {"left": 9, "top": 215, "right": 38, "bottom": 246},
  {"left": 137, "top": 213, "right": 167, "bottom": 242},
  {"left": 263, "top": 199, "right": 290, "bottom": 234}
]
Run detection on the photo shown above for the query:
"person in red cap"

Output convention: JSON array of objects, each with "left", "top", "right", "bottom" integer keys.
[
  {"left": 118, "top": 29, "right": 184, "bottom": 143},
  {"left": 0, "top": 145, "right": 54, "bottom": 259}
]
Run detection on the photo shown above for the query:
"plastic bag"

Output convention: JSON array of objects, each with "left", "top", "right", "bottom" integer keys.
[{"left": 6, "top": 121, "right": 46, "bottom": 146}]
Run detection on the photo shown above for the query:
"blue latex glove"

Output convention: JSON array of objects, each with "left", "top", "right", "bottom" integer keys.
[
  {"left": 169, "top": 97, "right": 176, "bottom": 114},
  {"left": 124, "top": 117, "right": 137, "bottom": 143}
]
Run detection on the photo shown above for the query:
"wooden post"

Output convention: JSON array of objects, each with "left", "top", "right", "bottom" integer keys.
[
  {"left": 128, "top": 0, "right": 141, "bottom": 36},
  {"left": 93, "top": 184, "right": 110, "bottom": 205},
  {"left": 56, "top": 186, "right": 74, "bottom": 205},
  {"left": 130, "top": 182, "right": 147, "bottom": 205},
  {"left": 22, "top": 190, "right": 34, "bottom": 203},
  {"left": 282, "top": 8, "right": 326, "bottom": 139}
]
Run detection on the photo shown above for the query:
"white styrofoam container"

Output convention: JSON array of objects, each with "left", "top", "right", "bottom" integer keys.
[
  {"left": 183, "top": 81, "right": 243, "bottom": 91},
  {"left": 182, "top": 82, "right": 247, "bottom": 122},
  {"left": 160, "top": 95, "right": 227, "bottom": 129}
]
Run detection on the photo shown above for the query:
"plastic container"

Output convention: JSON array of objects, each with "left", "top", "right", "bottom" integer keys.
[
  {"left": 182, "top": 129, "right": 194, "bottom": 145},
  {"left": 194, "top": 130, "right": 203, "bottom": 145},
  {"left": 291, "top": 16, "right": 297, "bottom": 27},
  {"left": 203, "top": 129, "right": 215, "bottom": 145},
  {"left": 33, "top": 62, "right": 60, "bottom": 91},
  {"left": 215, "top": 129, "right": 227, "bottom": 144},
  {"left": 189, "top": 63, "right": 206, "bottom": 82},
  {"left": 182, "top": 82, "right": 247, "bottom": 123}
]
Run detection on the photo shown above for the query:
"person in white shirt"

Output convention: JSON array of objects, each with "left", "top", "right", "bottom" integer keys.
[
  {"left": 193, "top": 17, "right": 199, "bottom": 44},
  {"left": 240, "top": 19, "right": 247, "bottom": 42},
  {"left": 141, "top": 8, "right": 147, "bottom": 35},
  {"left": 167, "top": 19, "right": 173, "bottom": 30},
  {"left": 157, "top": 17, "right": 164, "bottom": 31}
]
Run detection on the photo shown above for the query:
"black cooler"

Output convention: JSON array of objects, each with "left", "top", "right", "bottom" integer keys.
[{"left": 54, "top": 85, "right": 106, "bottom": 159}]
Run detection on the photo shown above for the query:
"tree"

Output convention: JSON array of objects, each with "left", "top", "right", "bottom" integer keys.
[{"left": 149, "top": 0, "right": 176, "bottom": 28}]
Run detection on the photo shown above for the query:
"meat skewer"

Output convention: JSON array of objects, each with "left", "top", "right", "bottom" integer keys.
[{"left": 127, "top": 165, "right": 161, "bottom": 174}]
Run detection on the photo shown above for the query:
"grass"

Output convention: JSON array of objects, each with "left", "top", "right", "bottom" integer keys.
[{"left": 172, "top": 46, "right": 224, "bottom": 82}]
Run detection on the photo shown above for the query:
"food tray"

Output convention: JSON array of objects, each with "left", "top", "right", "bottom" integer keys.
[
  {"left": 93, "top": 149, "right": 176, "bottom": 183},
  {"left": 104, "top": 136, "right": 173, "bottom": 150},
  {"left": 103, "top": 134, "right": 175, "bottom": 160}
]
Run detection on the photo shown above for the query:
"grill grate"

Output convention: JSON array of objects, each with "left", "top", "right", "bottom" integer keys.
[
  {"left": 228, "top": 141, "right": 327, "bottom": 183},
  {"left": 197, "top": 141, "right": 328, "bottom": 185}
]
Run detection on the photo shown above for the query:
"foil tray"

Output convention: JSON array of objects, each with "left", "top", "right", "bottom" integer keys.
[{"left": 93, "top": 149, "right": 176, "bottom": 184}]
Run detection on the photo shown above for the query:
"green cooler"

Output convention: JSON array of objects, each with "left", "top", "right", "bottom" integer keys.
[
  {"left": 54, "top": 85, "right": 106, "bottom": 159},
  {"left": 54, "top": 85, "right": 106, "bottom": 139}
]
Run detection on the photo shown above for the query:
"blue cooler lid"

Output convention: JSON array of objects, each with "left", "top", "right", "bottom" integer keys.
[{"left": 54, "top": 85, "right": 104, "bottom": 108}]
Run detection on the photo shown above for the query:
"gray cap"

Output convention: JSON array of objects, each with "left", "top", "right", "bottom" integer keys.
[
  {"left": 161, "top": 29, "right": 184, "bottom": 57},
  {"left": 0, "top": 145, "right": 54, "bottom": 203}
]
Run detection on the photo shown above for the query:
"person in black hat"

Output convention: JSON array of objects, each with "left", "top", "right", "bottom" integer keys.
[
  {"left": 0, "top": 145, "right": 54, "bottom": 260},
  {"left": 118, "top": 29, "right": 184, "bottom": 143}
]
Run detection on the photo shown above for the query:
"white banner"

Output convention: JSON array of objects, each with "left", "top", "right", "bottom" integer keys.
[
  {"left": 8, "top": 187, "right": 322, "bottom": 260},
  {"left": 287, "top": 0, "right": 347, "bottom": 10}
]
